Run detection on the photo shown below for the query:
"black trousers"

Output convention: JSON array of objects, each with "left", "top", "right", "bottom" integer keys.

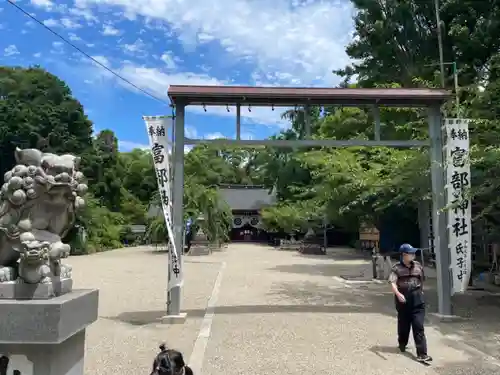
[{"left": 395, "top": 291, "right": 428, "bottom": 356}]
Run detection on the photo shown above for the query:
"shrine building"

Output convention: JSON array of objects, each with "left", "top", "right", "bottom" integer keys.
[
  {"left": 147, "top": 184, "right": 276, "bottom": 243},
  {"left": 219, "top": 184, "right": 276, "bottom": 242}
]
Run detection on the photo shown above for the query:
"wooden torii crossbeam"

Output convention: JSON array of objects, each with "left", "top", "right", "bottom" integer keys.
[{"left": 168, "top": 85, "right": 450, "bottom": 146}]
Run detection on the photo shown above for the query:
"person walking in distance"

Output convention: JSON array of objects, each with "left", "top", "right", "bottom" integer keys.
[{"left": 388, "top": 243, "right": 432, "bottom": 362}]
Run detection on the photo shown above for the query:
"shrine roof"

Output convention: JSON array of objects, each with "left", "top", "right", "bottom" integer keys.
[
  {"left": 147, "top": 186, "right": 276, "bottom": 218},
  {"left": 219, "top": 186, "right": 275, "bottom": 211}
]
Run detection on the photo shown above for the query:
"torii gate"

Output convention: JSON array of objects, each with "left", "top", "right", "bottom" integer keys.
[{"left": 166, "top": 85, "right": 452, "bottom": 318}]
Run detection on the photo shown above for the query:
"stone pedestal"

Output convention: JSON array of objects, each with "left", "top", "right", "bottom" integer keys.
[
  {"left": 0, "top": 278, "right": 73, "bottom": 300},
  {"left": 0, "top": 289, "right": 99, "bottom": 375}
]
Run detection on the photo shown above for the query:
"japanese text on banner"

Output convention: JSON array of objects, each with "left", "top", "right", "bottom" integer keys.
[
  {"left": 445, "top": 118, "right": 472, "bottom": 294},
  {"left": 143, "top": 116, "right": 182, "bottom": 290}
]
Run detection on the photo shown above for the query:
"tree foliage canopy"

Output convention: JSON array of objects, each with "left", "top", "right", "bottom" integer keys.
[
  {"left": 256, "top": 0, "right": 500, "bottom": 247},
  {"left": 3, "top": 1, "right": 500, "bottom": 253}
]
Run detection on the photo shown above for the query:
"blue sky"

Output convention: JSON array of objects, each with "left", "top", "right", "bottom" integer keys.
[{"left": 0, "top": 0, "right": 354, "bottom": 152}]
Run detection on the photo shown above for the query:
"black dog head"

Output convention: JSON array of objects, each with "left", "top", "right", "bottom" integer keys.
[{"left": 151, "top": 344, "right": 193, "bottom": 375}]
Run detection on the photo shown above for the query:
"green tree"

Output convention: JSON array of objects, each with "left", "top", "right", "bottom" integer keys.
[
  {"left": 120, "top": 148, "right": 157, "bottom": 204},
  {"left": 256, "top": 1, "right": 500, "bottom": 250},
  {"left": 146, "top": 175, "right": 233, "bottom": 245},
  {"left": 75, "top": 193, "right": 125, "bottom": 252},
  {"left": 0, "top": 66, "right": 93, "bottom": 178},
  {"left": 184, "top": 144, "right": 251, "bottom": 185},
  {"left": 84, "top": 130, "right": 125, "bottom": 211},
  {"left": 257, "top": 100, "right": 431, "bottom": 235},
  {"left": 337, "top": 0, "right": 500, "bottom": 88}
]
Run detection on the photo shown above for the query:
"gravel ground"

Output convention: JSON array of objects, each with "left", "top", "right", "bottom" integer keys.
[
  {"left": 71, "top": 244, "right": 500, "bottom": 375},
  {"left": 70, "top": 246, "right": 221, "bottom": 375}
]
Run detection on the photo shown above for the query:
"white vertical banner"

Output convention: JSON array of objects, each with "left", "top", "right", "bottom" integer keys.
[
  {"left": 143, "top": 116, "right": 183, "bottom": 290},
  {"left": 444, "top": 118, "right": 472, "bottom": 294}
]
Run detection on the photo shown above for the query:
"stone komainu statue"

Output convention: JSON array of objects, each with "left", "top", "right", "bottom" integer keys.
[{"left": 0, "top": 147, "right": 87, "bottom": 297}]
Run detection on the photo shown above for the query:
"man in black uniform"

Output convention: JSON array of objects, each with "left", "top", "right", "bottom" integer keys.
[{"left": 388, "top": 243, "right": 432, "bottom": 362}]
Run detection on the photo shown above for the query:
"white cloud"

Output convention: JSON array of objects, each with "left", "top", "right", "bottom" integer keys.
[
  {"left": 113, "top": 64, "right": 286, "bottom": 127},
  {"left": 122, "top": 39, "right": 147, "bottom": 56},
  {"left": 68, "top": 7, "right": 98, "bottom": 23},
  {"left": 33, "top": 52, "right": 42, "bottom": 58},
  {"left": 102, "top": 24, "right": 121, "bottom": 36},
  {"left": 43, "top": 18, "right": 59, "bottom": 27},
  {"left": 185, "top": 126, "right": 198, "bottom": 139},
  {"left": 50, "top": 41, "right": 64, "bottom": 54},
  {"left": 81, "top": 60, "right": 288, "bottom": 127},
  {"left": 31, "top": 0, "right": 97, "bottom": 23},
  {"left": 118, "top": 140, "right": 149, "bottom": 151},
  {"left": 91, "top": 55, "right": 111, "bottom": 67},
  {"left": 60, "top": 18, "right": 82, "bottom": 29},
  {"left": 186, "top": 127, "right": 253, "bottom": 142},
  {"left": 4, "top": 45, "right": 19, "bottom": 57},
  {"left": 43, "top": 17, "right": 81, "bottom": 29},
  {"left": 204, "top": 132, "right": 226, "bottom": 140},
  {"left": 119, "top": 65, "right": 221, "bottom": 93},
  {"left": 160, "top": 51, "right": 176, "bottom": 70},
  {"left": 75, "top": 0, "right": 354, "bottom": 86},
  {"left": 31, "top": 0, "right": 54, "bottom": 9},
  {"left": 198, "top": 32, "right": 215, "bottom": 43},
  {"left": 68, "top": 33, "right": 82, "bottom": 41}
]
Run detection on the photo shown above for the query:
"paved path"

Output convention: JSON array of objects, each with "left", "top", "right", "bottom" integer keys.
[{"left": 72, "top": 244, "right": 500, "bottom": 375}]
